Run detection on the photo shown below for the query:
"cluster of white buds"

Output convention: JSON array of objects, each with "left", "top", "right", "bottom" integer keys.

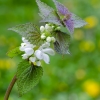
[
  {"left": 19, "top": 37, "right": 55, "bottom": 66},
  {"left": 40, "top": 24, "right": 56, "bottom": 43}
]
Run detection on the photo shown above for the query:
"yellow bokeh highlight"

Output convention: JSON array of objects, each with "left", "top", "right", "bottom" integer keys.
[
  {"left": 79, "top": 40, "right": 95, "bottom": 52},
  {"left": 74, "top": 30, "right": 84, "bottom": 41},
  {"left": 85, "top": 16, "right": 98, "bottom": 29},
  {"left": 0, "top": 59, "right": 16, "bottom": 70},
  {"left": 83, "top": 80, "right": 100, "bottom": 97}
]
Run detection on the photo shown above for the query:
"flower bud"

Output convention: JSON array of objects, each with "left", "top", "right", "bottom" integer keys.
[
  {"left": 41, "top": 34, "right": 46, "bottom": 39},
  {"left": 45, "top": 24, "right": 53, "bottom": 32},
  {"left": 56, "top": 26, "right": 61, "bottom": 30},
  {"left": 46, "top": 37, "right": 52, "bottom": 42},
  {"left": 51, "top": 37, "right": 56, "bottom": 42},
  {"left": 52, "top": 25, "right": 55, "bottom": 29},
  {"left": 40, "top": 26, "right": 45, "bottom": 32}
]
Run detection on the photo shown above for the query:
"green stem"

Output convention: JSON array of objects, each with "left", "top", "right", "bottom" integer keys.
[{"left": 4, "top": 75, "right": 17, "bottom": 100}]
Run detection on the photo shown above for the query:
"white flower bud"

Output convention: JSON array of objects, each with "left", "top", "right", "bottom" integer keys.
[
  {"left": 45, "top": 24, "right": 52, "bottom": 32},
  {"left": 52, "top": 26, "right": 55, "bottom": 29},
  {"left": 41, "top": 34, "right": 46, "bottom": 39},
  {"left": 22, "top": 54, "right": 29, "bottom": 59},
  {"left": 46, "top": 37, "right": 52, "bottom": 42},
  {"left": 56, "top": 26, "right": 61, "bottom": 30},
  {"left": 51, "top": 37, "right": 56, "bottom": 42},
  {"left": 40, "top": 26, "right": 45, "bottom": 32}
]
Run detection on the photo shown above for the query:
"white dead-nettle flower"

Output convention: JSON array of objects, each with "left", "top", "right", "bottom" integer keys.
[
  {"left": 40, "top": 26, "right": 45, "bottom": 32},
  {"left": 20, "top": 37, "right": 55, "bottom": 66},
  {"left": 35, "top": 42, "right": 55, "bottom": 64},
  {"left": 20, "top": 37, "right": 35, "bottom": 52},
  {"left": 20, "top": 37, "right": 36, "bottom": 57}
]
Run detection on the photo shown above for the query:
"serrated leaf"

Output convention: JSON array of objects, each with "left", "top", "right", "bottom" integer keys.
[
  {"left": 53, "top": 31, "right": 70, "bottom": 54},
  {"left": 16, "top": 60, "right": 43, "bottom": 95},
  {"left": 41, "top": 11, "right": 62, "bottom": 26},
  {"left": 8, "top": 23, "right": 43, "bottom": 46},
  {"left": 36, "top": 0, "right": 54, "bottom": 18},
  {"left": 7, "top": 47, "right": 23, "bottom": 58},
  {"left": 53, "top": 0, "right": 87, "bottom": 34},
  {"left": 72, "top": 14, "right": 88, "bottom": 28}
]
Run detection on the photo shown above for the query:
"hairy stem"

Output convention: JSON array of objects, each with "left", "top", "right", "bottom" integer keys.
[{"left": 4, "top": 75, "right": 17, "bottom": 100}]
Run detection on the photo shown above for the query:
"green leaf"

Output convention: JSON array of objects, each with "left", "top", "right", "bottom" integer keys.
[
  {"left": 36, "top": 0, "right": 54, "bottom": 18},
  {"left": 7, "top": 47, "right": 22, "bottom": 58},
  {"left": 8, "top": 23, "right": 43, "bottom": 46},
  {"left": 53, "top": 31, "right": 70, "bottom": 54},
  {"left": 16, "top": 60, "right": 43, "bottom": 95},
  {"left": 41, "top": 11, "right": 62, "bottom": 26}
]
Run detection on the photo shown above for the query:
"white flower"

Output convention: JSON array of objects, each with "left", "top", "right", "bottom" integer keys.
[
  {"left": 35, "top": 43, "right": 55, "bottom": 64},
  {"left": 45, "top": 24, "right": 53, "bottom": 32},
  {"left": 35, "top": 50, "right": 50, "bottom": 64},
  {"left": 24, "top": 48, "right": 34, "bottom": 56},
  {"left": 22, "top": 54, "right": 29, "bottom": 59},
  {"left": 40, "top": 26, "right": 45, "bottom": 32},
  {"left": 41, "top": 34, "right": 46, "bottom": 39},
  {"left": 46, "top": 37, "right": 52, "bottom": 42}
]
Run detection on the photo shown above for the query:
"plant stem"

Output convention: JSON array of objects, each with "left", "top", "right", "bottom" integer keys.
[{"left": 4, "top": 75, "right": 17, "bottom": 100}]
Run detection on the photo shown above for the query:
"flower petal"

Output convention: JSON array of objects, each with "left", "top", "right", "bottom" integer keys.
[
  {"left": 42, "top": 48, "right": 55, "bottom": 55},
  {"left": 36, "top": 61, "right": 41, "bottom": 66},
  {"left": 25, "top": 48, "right": 34, "bottom": 56},
  {"left": 29, "top": 57, "right": 36, "bottom": 62},
  {"left": 40, "top": 42, "right": 50, "bottom": 49},
  {"left": 19, "top": 46, "right": 26, "bottom": 51},
  {"left": 42, "top": 53, "right": 50, "bottom": 64},
  {"left": 22, "top": 37, "right": 29, "bottom": 43},
  {"left": 35, "top": 50, "right": 43, "bottom": 60},
  {"left": 22, "top": 54, "right": 29, "bottom": 59}
]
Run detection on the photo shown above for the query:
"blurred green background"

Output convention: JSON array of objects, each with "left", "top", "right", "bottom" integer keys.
[{"left": 0, "top": 0, "right": 100, "bottom": 100}]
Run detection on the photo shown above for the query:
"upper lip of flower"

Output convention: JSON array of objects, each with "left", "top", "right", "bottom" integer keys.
[{"left": 34, "top": 43, "right": 55, "bottom": 64}]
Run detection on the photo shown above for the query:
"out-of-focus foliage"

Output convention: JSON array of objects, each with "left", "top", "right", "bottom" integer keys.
[{"left": 0, "top": 0, "right": 100, "bottom": 100}]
